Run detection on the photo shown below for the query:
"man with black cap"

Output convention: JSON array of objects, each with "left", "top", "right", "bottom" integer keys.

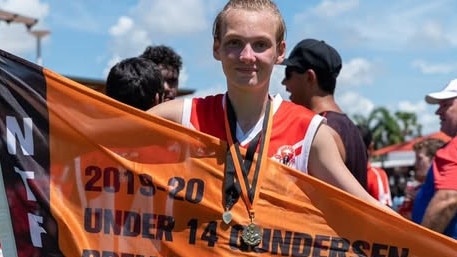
[
  {"left": 281, "top": 38, "right": 368, "bottom": 189},
  {"left": 411, "top": 78, "right": 457, "bottom": 239}
]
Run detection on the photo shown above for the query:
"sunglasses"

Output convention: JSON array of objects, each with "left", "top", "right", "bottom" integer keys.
[{"left": 284, "top": 66, "right": 305, "bottom": 80}]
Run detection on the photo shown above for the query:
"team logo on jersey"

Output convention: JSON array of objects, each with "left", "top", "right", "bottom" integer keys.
[{"left": 273, "top": 145, "right": 295, "bottom": 166}]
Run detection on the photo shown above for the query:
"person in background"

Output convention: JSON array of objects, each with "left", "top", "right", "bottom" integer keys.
[
  {"left": 390, "top": 167, "right": 408, "bottom": 212},
  {"left": 412, "top": 78, "right": 457, "bottom": 239},
  {"left": 281, "top": 38, "right": 367, "bottom": 189},
  {"left": 105, "top": 56, "right": 183, "bottom": 162},
  {"left": 358, "top": 125, "right": 393, "bottom": 206},
  {"left": 148, "top": 0, "right": 395, "bottom": 215},
  {"left": 140, "top": 45, "right": 182, "bottom": 101},
  {"left": 106, "top": 56, "right": 164, "bottom": 110},
  {"left": 398, "top": 138, "right": 445, "bottom": 219}
]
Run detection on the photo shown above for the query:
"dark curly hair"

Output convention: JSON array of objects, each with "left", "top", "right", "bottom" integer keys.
[
  {"left": 106, "top": 57, "right": 164, "bottom": 111},
  {"left": 140, "top": 45, "right": 182, "bottom": 73}
]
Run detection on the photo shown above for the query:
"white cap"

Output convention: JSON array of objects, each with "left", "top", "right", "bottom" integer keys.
[{"left": 425, "top": 78, "right": 457, "bottom": 104}]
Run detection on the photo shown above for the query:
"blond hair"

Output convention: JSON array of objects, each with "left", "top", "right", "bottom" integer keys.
[
  {"left": 212, "top": 0, "right": 286, "bottom": 43},
  {"left": 413, "top": 138, "right": 446, "bottom": 158}
]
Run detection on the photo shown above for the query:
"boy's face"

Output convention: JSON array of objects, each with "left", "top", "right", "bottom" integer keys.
[
  {"left": 160, "top": 64, "right": 179, "bottom": 101},
  {"left": 213, "top": 8, "right": 285, "bottom": 90}
]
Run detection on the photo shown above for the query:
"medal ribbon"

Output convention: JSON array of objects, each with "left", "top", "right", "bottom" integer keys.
[{"left": 223, "top": 96, "right": 273, "bottom": 221}]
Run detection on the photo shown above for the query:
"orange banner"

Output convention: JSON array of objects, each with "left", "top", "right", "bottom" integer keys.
[{"left": 0, "top": 49, "right": 456, "bottom": 257}]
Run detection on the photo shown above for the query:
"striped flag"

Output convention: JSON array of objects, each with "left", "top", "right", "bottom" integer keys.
[{"left": 0, "top": 49, "right": 456, "bottom": 257}]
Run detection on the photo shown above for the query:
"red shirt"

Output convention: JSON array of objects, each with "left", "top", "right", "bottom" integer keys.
[
  {"left": 367, "top": 162, "right": 392, "bottom": 206},
  {"left": 433, "top": 137, "right": 457, "bottom": 190}
]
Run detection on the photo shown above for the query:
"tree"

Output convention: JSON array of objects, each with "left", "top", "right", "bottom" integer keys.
[
  {"left": 353, "top": 107, "right": 421, "bottom": 150},
  {"left": 394, "top": 111, "right": 421, "bottom": 140},
  {"left": 369, "top": 107, "right": 403, "bottom": 149}
]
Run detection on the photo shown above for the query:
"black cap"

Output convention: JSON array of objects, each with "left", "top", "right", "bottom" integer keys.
[{"left": 282, "top": 38, "right": 342, "bottom": 78}]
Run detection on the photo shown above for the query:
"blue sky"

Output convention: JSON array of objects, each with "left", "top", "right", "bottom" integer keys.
[{"left": 2, "top": 0, "right": 457, "bottom": 135}]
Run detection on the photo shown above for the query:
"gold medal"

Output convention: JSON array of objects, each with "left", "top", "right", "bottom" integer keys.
[
  {"left": 223, "top": 97, "right": 273, "bottom": 249},
  {"left": 241, "top": 223, "right": 262, "bottom": 246}
]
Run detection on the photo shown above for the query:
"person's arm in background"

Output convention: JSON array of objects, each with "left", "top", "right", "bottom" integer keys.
[
  {"left": 421, "top": 141, "right": 457, "bottom": 232},
  {"left": 421, "top": 189, "right": 457, "bottom": 232}
]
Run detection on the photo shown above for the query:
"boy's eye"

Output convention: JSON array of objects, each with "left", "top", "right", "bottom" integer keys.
[
  {"left": 284, "top": 66, "right": 304, "bottom": 80},
  {"left": 225, "top": 39, "right": 243, "bottom": 48},
  {"left": 253, "top": 41, "right": 268, "bottom": 50},
  {"left": 223, "top": 39, "right": 271, "bottom": 53}
]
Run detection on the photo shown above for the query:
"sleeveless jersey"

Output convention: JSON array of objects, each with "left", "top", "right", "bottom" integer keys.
[
  {"left": 320, "top": 111, "right": 368, "bottom": 189},
  {"left": 181, "top": 94, "right": 324, "bottom": 173},
  {"left": 367, "top": 163, "right": 392, "bottom": 206}
]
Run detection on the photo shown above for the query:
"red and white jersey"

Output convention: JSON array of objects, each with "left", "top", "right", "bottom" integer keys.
[
  {"left": 367, "top": 162, "right": 393, "bottom": 206},
  {"left": 181, "top": 94, "right": 324, "bottom": 173}
]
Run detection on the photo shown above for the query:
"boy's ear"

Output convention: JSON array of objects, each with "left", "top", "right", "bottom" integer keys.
[
  {"left": 275, "top": 40, "right": 286, "bottom": 64},
  {"left": 306, "top": 69, "right": 317, "bottom": 83},
  {"left": 213, "top": 39, "right": 221, "bottom": 61}
]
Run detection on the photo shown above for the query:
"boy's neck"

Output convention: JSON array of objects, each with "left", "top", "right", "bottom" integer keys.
[{"left": 227, "top": 90, "right": 269, "bottom": 133}]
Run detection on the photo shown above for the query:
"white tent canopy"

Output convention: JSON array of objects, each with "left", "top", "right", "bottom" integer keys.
[{"left": 371, "top": 151, "right": 415, "bottom": 168}]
